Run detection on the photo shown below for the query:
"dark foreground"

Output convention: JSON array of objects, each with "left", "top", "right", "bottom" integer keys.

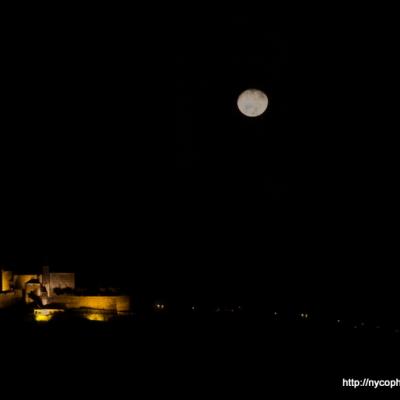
[{"left": 1, "top": 313, "right": 399, "bottom": 394}]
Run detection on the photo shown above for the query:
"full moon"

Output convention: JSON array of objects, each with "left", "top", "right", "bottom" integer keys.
[{"left": 237, "top": 89, "right": 269, "bottom": 117}]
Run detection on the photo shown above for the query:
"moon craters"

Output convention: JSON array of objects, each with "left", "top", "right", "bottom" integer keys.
[{"left": 237, "top": 89, "right": 269, "bottom": 117}]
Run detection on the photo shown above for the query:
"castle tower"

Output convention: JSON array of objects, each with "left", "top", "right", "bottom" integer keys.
[
  {"left": 41, "top": 266, "right": 50, "bottom": 297},
  {"left": 1, "top": 270, "right": 13, "bottom": 292}
]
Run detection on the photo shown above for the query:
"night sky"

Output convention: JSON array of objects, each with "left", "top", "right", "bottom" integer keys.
[{"left": 1, "top": 9, "right": 399, "bottom": 319}]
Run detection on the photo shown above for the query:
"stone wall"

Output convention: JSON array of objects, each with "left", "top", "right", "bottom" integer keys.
[
  {"left": 49, "top": 273, "right": 75, "bottom": 295},
  {"left": 48, "top": 295, "right": 131, "bottom": 313},
  {"left": 13, "top": 275, "right": 38, "bottom": 290},
  {"left": 0, "top": 290, "right": 23, "bottom": 308}
]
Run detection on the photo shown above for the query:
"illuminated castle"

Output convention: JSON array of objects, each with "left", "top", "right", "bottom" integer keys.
[
  {"left": 0, "top": 266, "right": 131, "bottom": 321},
  {"left": 1, "top": 266, "right": 75, "bottom": 303}
]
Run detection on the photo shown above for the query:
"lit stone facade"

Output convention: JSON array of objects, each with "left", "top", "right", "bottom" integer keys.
[{"left": 0, "top": 266, "right": 131, "bottom": 319}]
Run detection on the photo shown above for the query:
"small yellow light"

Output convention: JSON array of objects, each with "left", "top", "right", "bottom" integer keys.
[
  {"left": 34, "top": 308, "right": 64, "bottom": 322},
  {"left": 85, "top": 313, "right": 106, "bottom": 322},
  {"left": 35, "top": 313, "right": 52, "bottom": 322}
]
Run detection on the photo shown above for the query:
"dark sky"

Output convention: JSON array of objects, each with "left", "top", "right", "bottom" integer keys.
[{"left": 1, "top": 10, "right": 399, "bottom": 315}]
